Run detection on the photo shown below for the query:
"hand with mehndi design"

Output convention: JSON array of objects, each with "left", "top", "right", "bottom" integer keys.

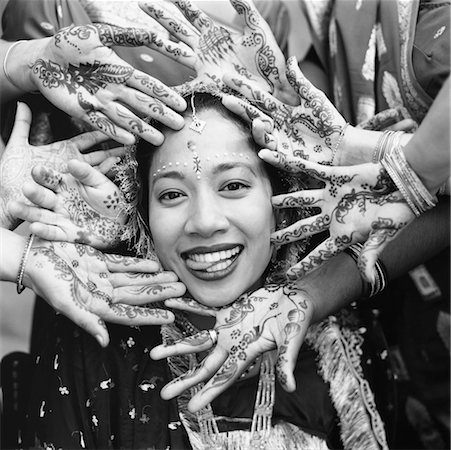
[
  {"left": 223, "top": 57, "right": 348, "bottom": 165},
  {"left": 24, "top": 239, "right": 183, "bottom": 347},
  {"left": 259, "top": 149, "right": 416, "bottom": 282},
  {"left": 0, "top": 102, "right": 125, "bottom": 230},
  {"left": 9, "top": 160, "right": 127, "bottom": 250},
  {"left": 24, "top": 23, "right": 188, "bottom": 144},
  {"left": 139, "top": 0, "right": 295, "bottom": 103},
  {"left": 150, "top": 283, "right": 313, "bottom": 412}
]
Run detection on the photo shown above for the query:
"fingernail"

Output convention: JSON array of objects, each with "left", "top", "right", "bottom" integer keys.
[{"left": 96, "top": 334, "right": 105, "bottom": 347}]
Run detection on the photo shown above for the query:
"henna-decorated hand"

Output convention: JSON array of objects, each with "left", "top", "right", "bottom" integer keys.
[
  {"left": 0, "top": 102, "right": 125, "bottom": 230},
  {"left": 24, "top": 239, "right": 185, "bottom": 346},
  {"left": 9, "top": 160, "right": 127, "bottom": 250},
  {"left": 139, "top": 0, "right": 295, "bottom": 103},
  {"left": 260, "top": 149, "right": 416, "bottom": 282},
  {"left": 150, "top": 283, "right": 313, "bottom": 412},
  {"left": 28, "top": 23, "right": 189, "bottom": 144},
  {"left": 224, "top": 57, "right": 348, "bottom": 165}
]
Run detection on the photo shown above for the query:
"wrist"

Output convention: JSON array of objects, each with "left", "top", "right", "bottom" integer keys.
[
  {"left": 337, "top": 126, "right": 379, "bottom": 165},
  {"left": 4, "top": 38, "right": 50, "bottom": 93},
  {"left": 0, "top": 229, "right": 27, "bottom": 282}
]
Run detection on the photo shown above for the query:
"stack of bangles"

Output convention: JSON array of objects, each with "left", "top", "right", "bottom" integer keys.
[
  {"left": 344, "top": 243, "right": 388, "bottom": 298},
  {"left": 16, "top": 233, "right": 35, "bottom": 294},
  {"left": 381, "top": 143, "right": 437, "bottom": 216},
  {"left": 372, "top": 130, "right": 406, "bottom": 163}
]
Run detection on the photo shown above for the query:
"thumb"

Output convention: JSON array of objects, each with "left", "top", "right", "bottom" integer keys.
[
  {"left": 9, "top": 102, "right": 32, "bottom": 145},
  {"left": 67, "top": 159, "right": 109, "bottom": 188}
]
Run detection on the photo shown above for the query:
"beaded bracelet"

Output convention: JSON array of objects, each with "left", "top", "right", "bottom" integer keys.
[
  {"left": 3, "top": 40, "right": 27, "bottom": 91},
  {"left": 381, "top": 144, "right": 437, "bottom": 216},
  {"left": 372, "top": 130, "right": 405, "bottom": 163},
  {"left": 344, "top": 243, "right": 388, "bottom": 299},
  {"left": 331, "top": 123, "right": 349, "bottom": 165},
  {"left": 16, "top": 234, "right": 35, "bottom": 294}
]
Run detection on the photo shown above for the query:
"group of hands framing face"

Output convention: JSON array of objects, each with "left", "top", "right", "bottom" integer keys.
[{"left": 3, "top": 0, "right": 417, "bottom": 412}]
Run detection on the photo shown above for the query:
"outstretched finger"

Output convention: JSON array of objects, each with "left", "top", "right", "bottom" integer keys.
[
  {"left": 97, "top": 156, "right": 121, "bottom": 175},
  {"left": 272, "top": 189, "right": 323, "bottom": 209},
  {"left": 188, "top": 345, "right": 263, "bottom": 412},
  {"left": 271, "top": 213, "right": 330, "bottom": 245},
  {"left": 258, "top": 149, "right": 330, "bottom": 181},
  {"left": 9, "top": 102, "right": 32, "bottom": 145},
  {"left": 31, "top": 165, "right": 63, "bottom": 190},
  {"left": 160, "top": 349, "right": 227, "bottom": 401},
  {"left": 172, "top": 0, "right": 214, "bottom": 33},
  {"left": 9, "top": 200, "right": 61, "bottom": 227},
  {"left": 66, "top": 160, "right": 109, "bottom": 188},
  {"left": 252, "top": 119, "right": 277, "bottom": 150},
  {"left": 223, "top": 73, "right": 283, "bottom": 113},
  {"left": 275, "top": 315, "right": 311, "bottom": 392},
  {"left": 112, "top": 281, "right": 186, "bottom": 305},
  {"left": 101, "top": 302, "right": 175, "bottom": 325},
  {"left": 150, "top": 329, "right": 216, "bottom": 361},
  {"left": 139, "top": 1, "right": 199, "bottom": 47},
  {"left": 69, "top": 130, "right": 110, "bottom": 151},
  {"left": 286, "top": 237, "right": 342, "bottom": 280},
  {"left": 104, "top": 254, "right": 161, "bottom": 273},
  {"left": 22, "top": 180, "right": 57, "bottom": 210},
  {"left": 221, "top": 95, "right": 274, "bottom": 132},
  {"left": 29, "top": 222, "right": 68, "bottom": 242}
]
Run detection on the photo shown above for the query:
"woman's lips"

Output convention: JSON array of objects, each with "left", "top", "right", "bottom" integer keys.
[{"left": 182, "top": 245, "right": 243, "bottom": 280}]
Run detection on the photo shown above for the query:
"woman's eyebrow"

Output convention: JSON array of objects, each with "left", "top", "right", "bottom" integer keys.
[
  {"left": 212, "top": 161, "right": 258, "bottom": 176},
  {"left": 152, "top": 170, "right": 185, "bottom": 183}
]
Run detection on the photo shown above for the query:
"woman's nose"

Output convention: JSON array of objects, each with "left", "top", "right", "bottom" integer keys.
[{"left": 184, "top": 193, "right": 229, "bottom": 237}]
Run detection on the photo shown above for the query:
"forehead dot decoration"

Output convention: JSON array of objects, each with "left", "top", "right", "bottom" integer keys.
[
  {"left": 189, "top": 93, "right": 206, "bottom": 134},
  {"left": 187, "top": 140, "right": 202, "bottom": 179}
]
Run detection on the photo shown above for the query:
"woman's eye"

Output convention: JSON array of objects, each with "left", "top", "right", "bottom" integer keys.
[
  {"left": 222, "top": 181, "right": 249, "bottom": 192},
  {"left": 159, "top": 191, "right": 185, "bottom": 203}
]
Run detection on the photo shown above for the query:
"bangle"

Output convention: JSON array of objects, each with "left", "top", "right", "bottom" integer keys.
[
  {"left": 344, "top": 243, "right": 388, "bottom": 298},
  {"left": 381, "top": 144, "right": 437, "bottom": 216},
  {"left": 372, "top": 130, "right": 405, "bottom": 163},
  {"left": 331, "top": 122, "right": 349, "bottom": 165},
  {"left": 3, "top": 40, "right": 27, "bottom": 91},
  {"left": 16, "top": 234, "right": 35, "bottom": 294}
]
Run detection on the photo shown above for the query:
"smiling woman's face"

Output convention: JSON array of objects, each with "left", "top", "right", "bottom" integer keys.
[{"left": 147, "top": 108, "right": 275, "bottom": 307}]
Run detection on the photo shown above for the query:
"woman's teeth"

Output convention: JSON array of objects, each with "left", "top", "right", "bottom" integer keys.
[{"left": 184, "top": 246, "right": 241, "bottom": 272}]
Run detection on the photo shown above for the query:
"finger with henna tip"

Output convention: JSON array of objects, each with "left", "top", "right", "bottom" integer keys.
[
  {"left": 164, "top": 297, "right": 217, "bottom": 317},
  {"left": 97, "top": 156, "right": 121, "bottom": 175},
  {"left": 112, "top": 281, "right": 186, "bottom": 304},
  {"left": 271, "top": 213, "right": 329, "bottom": 245},
  {"left": 272, "top": 190, "right": 323, "bottom": 209},
  {"left": 161, "top": 348, "right": 227, "bottom": 400},
  {"left": 102, "top": 303, "right": 175, "bottom": 325},
  {"left": 150, "top": 329, "right": 215, "bottom": 361},
  {"left": 104, "top": 254, "right": 161, "bottom": 273},
  {"left": 252, "top": 119, "right": 277, "bottom": 150},
  {"left": 188, "top": 346, "right": 261, "bottom": 412},
  {"left": 286, "top": 237, "right": 343, "bottom": 280},
  {"left": 30, "top": 166, "right": 63, "bottom": 190},
  {"left": 110, "top": 270, "right": 179, "bottom": 287},
  {"left": 221, "top": 94, "right": 274, "bottom": 132}
]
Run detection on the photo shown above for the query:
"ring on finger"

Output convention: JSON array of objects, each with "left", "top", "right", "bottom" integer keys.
[{"left": 207, "top": 329, "right": 218, "bottom": 345}]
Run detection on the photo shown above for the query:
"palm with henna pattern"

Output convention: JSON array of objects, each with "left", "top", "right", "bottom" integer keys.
[
  {"left": 149, "top": 283, "right": 313, "bottom": 412},
  {"left": 260, "top": 149, "right": 416, "bottom": 282},
  {"left": 24, "top": 238, "right": 177, "bottom": 347},
  {"left": 224, "top": 57, "right": 348, "bottom": 164},
  {"left": 30, "top": 23, "right": 189, "bottom": 144},
  {"left": 9, "top": 160, "right": 127, "bottom": 250},
  {"left": 0, "top": 102, "right": 125, "bottom": 230},
  {"left": 139, "top": 0, "right": 295, "bottom": 103}
]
